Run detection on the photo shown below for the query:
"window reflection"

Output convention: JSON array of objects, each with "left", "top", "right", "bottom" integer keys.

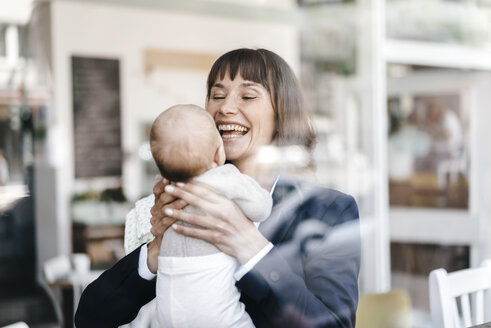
[{"left": 388, "top": 92, "right": 469, "bottom": 209}]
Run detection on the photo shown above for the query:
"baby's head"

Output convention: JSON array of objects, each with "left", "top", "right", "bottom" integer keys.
[{"left": 150, "top": 104, "right": 225, "bottom": 182}]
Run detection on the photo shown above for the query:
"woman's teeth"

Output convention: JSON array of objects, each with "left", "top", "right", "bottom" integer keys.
[{"left": 218, "top": 124, "right": 249, "bottom": 136}]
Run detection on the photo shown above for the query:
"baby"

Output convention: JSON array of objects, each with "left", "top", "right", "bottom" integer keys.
[{"left": 150, "top": 104, "right": 272, "bottom": 328}]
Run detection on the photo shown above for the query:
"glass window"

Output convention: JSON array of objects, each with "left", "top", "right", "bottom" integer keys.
[
  {"left": 0, "top": 24, "right": 7, "bottom": 57},
  {"left": 388, "top": 88, "right": 469, "bottom": 209}
]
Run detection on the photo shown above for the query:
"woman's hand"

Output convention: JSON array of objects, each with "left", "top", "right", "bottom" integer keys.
[
  {"left": 146, "top": 178, "right": 187, "bottom": 273},
  {"left": 163, "top": 182, "right": 269, "bottom": 264}
]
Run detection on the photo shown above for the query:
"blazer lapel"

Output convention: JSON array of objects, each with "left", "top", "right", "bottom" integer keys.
[{"left": 259, "top": 178, "right": 316, "bottom": 244}]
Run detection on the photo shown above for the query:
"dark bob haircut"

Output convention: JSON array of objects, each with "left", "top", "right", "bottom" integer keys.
[{"left": 206, "top": 48, "right": 316, "bottom": 151}]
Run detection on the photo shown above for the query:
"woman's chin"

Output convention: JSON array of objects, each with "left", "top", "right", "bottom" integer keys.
[
  {"left": 223, "top": 136, "right": 249, "bottom": 162},
  {"left": 224, "top": 149, "right": 244, "bottom": 162},
  {"left": 224, "top": 144, "right": 254, "bottom": 163}
]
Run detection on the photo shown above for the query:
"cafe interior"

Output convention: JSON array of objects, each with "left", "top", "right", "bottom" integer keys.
[{"left": 1, "top": 0, "right": 491, "bottom": 327}]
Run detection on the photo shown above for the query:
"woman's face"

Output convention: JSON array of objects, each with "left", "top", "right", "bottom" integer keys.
[{"left": 206, "top": 73, "right": 276, "bottom": 163}]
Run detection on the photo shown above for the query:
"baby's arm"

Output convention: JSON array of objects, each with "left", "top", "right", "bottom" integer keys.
[
  {"left": 194, "top": 164, "right": 272, "bottom": 222},
  {"left": 227, "top": 174, "right": 272, "bottom": 222}
]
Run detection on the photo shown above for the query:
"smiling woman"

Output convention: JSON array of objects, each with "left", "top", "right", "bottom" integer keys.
[
  {"left": 206, "top": 48, "right": 316, "bottom": 151},
  {"left": 75, "top": 48, "right": 360, "bottom": 328}
]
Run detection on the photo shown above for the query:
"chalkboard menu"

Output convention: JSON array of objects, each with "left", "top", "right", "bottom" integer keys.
[{"left": 72, "top": 56, "right": 122, "bottom": 178}]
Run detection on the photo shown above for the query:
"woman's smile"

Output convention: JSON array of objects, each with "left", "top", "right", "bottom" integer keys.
[
  {"left": 217, "top": 122, "right": 250, "bottom": 138},
  {"left": 216, "top": 118, "right": 254, "bottom": 161}
]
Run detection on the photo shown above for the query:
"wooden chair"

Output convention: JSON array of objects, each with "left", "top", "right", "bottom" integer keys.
[
  {"left": 429, "top": 260, "right": 491, "bottom": 327},
  {"left": 356, "top": 289, "right": 412, "bottom": 328}
]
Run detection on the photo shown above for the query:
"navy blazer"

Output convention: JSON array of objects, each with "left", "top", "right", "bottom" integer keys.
[{"left": 75, "top": 178, "right": 360, "bottom": 327}]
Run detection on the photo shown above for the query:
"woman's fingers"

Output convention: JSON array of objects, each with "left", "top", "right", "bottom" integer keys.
[
  {"left": 152, "top": 178, "right": 177, "bottom": 216},
  {"left": 150, "top": 214, "right": 177, "bottom": 237},
  {"left": 150, "top": 199, "right": 187, "bottom": 237},
  {"left": 164, "top": 184, "right": 213, "bottom": 213},
  {"left": 164, "top": 208, "right": 214, "bottom": 229},
  {"left": 172, "top": 223, "right": 216, "bottom": 245},
  {"left": 164, "top": 183, "right": 225, "bottom": 215},
  {"left": 177, "top": 182, "right": 222, "bottom": 203},
  {"left": 157, "top": 190, "right": 176, "bottom": 206},
  {"left": 162, "top": 187, "right": 269, "bottom": 263},
  {"left": 153, "top": 178, "right": 169, "bottom": 196}
]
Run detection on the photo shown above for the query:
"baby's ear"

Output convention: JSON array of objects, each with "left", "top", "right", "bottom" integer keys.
[{"left": 214, "top": 143, "right": 226, "bottom": 166}]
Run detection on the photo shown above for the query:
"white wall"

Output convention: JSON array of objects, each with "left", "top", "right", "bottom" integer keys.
[
  {"left": 38, "top": 0, "right": 298, "bottom": 261},
  {"left": 472, "top": 75, "right": 491, "bottom": 264},
  {"left": 0, "top": 0, "right": 33, "bottom": 24}
]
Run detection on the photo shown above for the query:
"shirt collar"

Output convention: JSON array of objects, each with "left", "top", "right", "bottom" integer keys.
[{"left": 270, "top": 175, "right": 280, "bottom": 196}]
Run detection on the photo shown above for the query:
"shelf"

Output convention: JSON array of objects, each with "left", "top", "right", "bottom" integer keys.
[
  {"left": 385, "top": 39, "right": 491, "bottom": 71},
  {"left": 389, "top": 207, "right": 475, "bottom": 245}
]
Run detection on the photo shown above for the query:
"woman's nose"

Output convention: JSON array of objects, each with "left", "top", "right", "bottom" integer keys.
[{"left": 219, "top": 97, "right": 239, "bottom": 115}]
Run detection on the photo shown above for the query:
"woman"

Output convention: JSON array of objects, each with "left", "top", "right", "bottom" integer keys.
[{"left": 75, "top": 48, "right": 360, "bottom": 328}]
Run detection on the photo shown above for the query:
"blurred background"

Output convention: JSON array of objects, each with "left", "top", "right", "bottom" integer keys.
[{"left": 1, "top": 0, "right": 491, "bottom": 327}]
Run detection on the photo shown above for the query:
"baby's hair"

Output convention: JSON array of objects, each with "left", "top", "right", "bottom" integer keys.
[{"left": 150, "top": 105, "right": 219, "bottom": 182}]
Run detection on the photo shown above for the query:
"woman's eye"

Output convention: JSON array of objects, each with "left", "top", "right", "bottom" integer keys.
[
  {"left": 212, "top": 95, "right": 225, "bottom": 100},
  {"left": 242, "top": 96, "right": 256, "bottom": 100}
]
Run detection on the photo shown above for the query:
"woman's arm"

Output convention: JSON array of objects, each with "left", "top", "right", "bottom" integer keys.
[
  {"left": 243, "top": 193, "right": 360, "bottom": 328},
  {"left": 162, "top": 182, "right": 269, "bottom": 264},
  {"left": 74, "top": 245, "right": 156, "bottom": 327},
  {"left": 163, "top": 184, "right": 360, "bottom": 328},
  {"left": 241, "top": 217, "right": 360, "bottom": 327}
]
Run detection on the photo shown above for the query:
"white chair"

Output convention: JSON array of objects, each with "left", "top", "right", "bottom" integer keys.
[
  {"left": 1, "top": 323, "right": 29, "bottom": 328},
  {"left": 429, "top": 260, "right": 491, "bottom": 327},
  {"left": 43, "top": 255, "right": 71, "bottom": 283},
  {"left": 43, "top": 254, "right": 97, "bottom": 320}
]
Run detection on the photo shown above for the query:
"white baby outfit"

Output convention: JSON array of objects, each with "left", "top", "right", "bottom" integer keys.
[{"left": 128, "top": 164, "right": 272, "bottom": 328}]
